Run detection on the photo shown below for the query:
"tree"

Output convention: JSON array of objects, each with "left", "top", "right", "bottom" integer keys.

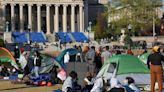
[
  {"left": 106, "top": 0, "right": 162, "bottom": 35},
  {"left": 92, "top": 13, "right": 107, "bottom": 40}
]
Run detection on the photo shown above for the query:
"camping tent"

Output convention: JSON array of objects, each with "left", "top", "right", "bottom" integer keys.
[
  {"left": 138, "top": 52, "right": 150, "bottom": 64},
  {"left": 97, "top": 54, "right": 150, "bottom": 85},
  {"left": 55, "top": 48, "right": 79, "bottom": 68},
  {"left": 0, "top": 47, "right": 18, "bottom": 69}
]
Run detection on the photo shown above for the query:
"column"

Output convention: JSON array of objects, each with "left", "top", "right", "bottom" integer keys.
[
  {"left": 63, "top": 4, "right": 67, "bottom": 32},
  {"left": 28, "top": 4, "right": 32, "bottom": 31},
  {"left": 2, "top": 4, "right": 6, "bottom": 31},
  {"left": 54, "top": 5, "right": 59, "bottom": 32},
  {"left": 46, "top": 4, "right": 50, "bottom": 34},
  {"left": 37, "top": 4, "right": 41, "bottom": 32},
  {"left": 71, "top": 5, "right": 75, "bottom": 32},
  {"left": 79, "top": 5, "right": 83, "bottom": 32},
  {"left": 11, "top": 4, "right": 15, "bottom": 32},
  {"left": 19, "top": 4, "right": 24, "bottom": 32}
]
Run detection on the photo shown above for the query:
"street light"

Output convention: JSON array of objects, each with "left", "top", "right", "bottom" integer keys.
[
  {"left": 87, "top": 21, "right": 92, "bottom": 43},
  {"left": 64, "top": 33, "right": 66, "bottom": 49},
  {"left": 128, "top": 24, "right": 132, "bottom": 36},
  {"left": 27, "top": 24, "right": 31, "bottom": 44}
]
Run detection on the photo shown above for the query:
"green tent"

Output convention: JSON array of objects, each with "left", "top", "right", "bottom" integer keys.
[
  {"left": 97, "top": 54, "right": 150, "bottom": 85},
  {"left": 104, "top": 54, "right": 149, "bottom": 75},
  {"left": 138, "top": 52, "right": 151, "bottom": 64}
]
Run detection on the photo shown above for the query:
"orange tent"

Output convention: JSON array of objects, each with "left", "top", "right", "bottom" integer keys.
[{"left": 0, "top": 47, "right": 18, "bottom": 69}]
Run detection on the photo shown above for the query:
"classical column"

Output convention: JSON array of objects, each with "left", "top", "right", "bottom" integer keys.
[
  {"left": 2, "top": 4, "right": 6, "bottom": 31},
  {"left": 28, "top": 4, "right": 32, "bottom": 31},
  {"left": 46, "top": 4, "right": 50, "bottom": 34},
  {"left": 37, "top": 4, "right": 41, "bottom": 32},
  {"left": 71, "top": 4, "right": 75, "bottom": 32},
  {"left": 79, "top": 5, "right": 83, "bottom": 32},
  {"left": 63, "top": 4, "right": 67, "bottom": 32},
  {"left": 11, "top": 3, "right": 15, "bottom": 32},
  {"left": 19, "top": 4, "right": 24, "bottom": 32},
  {"left": 55, "top": 5, "right": 59, "bottom": 32}
]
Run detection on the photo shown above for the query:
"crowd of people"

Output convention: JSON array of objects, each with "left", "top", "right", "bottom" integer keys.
[{"left": 2, "top": 42, "right": 164, "bottom": 92}]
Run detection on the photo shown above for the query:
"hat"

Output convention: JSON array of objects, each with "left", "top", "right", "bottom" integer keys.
[{"left": 153, "top": 46, "right": 160, "bottom": 52}]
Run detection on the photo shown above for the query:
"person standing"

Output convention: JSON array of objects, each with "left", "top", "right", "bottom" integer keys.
[
  {"left": 14, "top": 45, "right": 20, "bottom": 64},
  {"left": 147, "top": 46, "right": 164, "bottom": 92},
  {"left": 101, "top": 46, "right": 112, "bottom": 64},
  {"left": 85, "top": 46, "right": 96, "bottom": 76},
  {"left": 33, "top": 51, "right": 42, "bottom": 77}
]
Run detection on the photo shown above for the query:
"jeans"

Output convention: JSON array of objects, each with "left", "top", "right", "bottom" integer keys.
[{"left": 34, "top": 66, "right": 39, "bottom": 77}]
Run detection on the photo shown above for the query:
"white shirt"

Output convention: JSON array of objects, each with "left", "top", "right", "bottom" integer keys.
[
  {"left": 19, "top": 54, "right": 27, "bottom": 69},
  {"left": 62, "top": 76, "right": 72, "bottom": 92},
  {"left": 91, "top": 77, "right": 104, "bottom": 92},
  {"left": 129, "top": 83, "right": 140, "bottom": 92},
  {"left": 64, "top": 53, "right": 70, "bottom": 63},
  {"left": 101, "top": 51, "right": 111, "bottom": 62}
]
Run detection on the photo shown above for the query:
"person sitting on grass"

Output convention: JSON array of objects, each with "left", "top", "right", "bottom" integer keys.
[{"left": 62, "top": 71, "right": 81, "bottom": 92}]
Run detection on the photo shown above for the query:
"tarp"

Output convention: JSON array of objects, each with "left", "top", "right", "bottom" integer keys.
[
  {"left": 71, "top": 32, "right": 88, "bottom": 42},
  {"left": 12, "top": 32, "right": 28, "bottom": 43},
  {"left": 30, "top": 32, "right": 47, "bottom": 42},
  {"left": 0, "top": 47, "right": 18, "bottom": 69},
  {"left": 55, "top": 48, "right": 79, "bottom": 68}
]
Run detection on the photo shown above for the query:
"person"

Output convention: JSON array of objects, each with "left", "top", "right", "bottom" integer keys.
[
  {"left": 123, "top": 77, "right": 140, "bottom": 92},
  {"left": 64, "top": 52, "right": 70, "bottom": 64},
  {"left": 147, "top": 46, "right": 164, "bottom": 92},
  {"left": 108, "top": 77, "right": 125, "bottom": 92},
  {"left": 33, "top": 51, "right": 42, "bottom": 77},
  {"left": 62, "top": 71, "right": 78, "bottom": 92},
  {"left": 127, "top": 49, "right": 134, "bottom": 55},
  {"left": 101, "top": 46, "right": 112, "bottom": 64},
  {"left": 50, "top": 65, "right": 61, "bottom": 84},
  {"left": 90, "top": 77, "right": 107, "bottom": 92},
  {"left": 82, "top": 72, "right": 94, "bottom": 92},
  {"left": 85, "top": 46, "right": 96, "bottom": 76},
  {"left": 94, "top": 48, "right": 102, "bottom": 74},
  {"left": 14, "top": 45, "right": 20, "bottom": 64}
]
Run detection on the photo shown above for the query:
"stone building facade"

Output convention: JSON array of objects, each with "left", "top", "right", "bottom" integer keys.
[{"left": 0, "top": 0, "right": 86, "bottom": 34}]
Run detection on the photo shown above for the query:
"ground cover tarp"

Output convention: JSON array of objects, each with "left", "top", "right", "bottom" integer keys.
[{"left": 0, "top": 47, "right": 18, "bottom": 69}]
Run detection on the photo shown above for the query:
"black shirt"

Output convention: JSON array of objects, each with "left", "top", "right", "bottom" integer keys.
[{"left": 147, "top": 52, "right": 164, "bottom": 68}]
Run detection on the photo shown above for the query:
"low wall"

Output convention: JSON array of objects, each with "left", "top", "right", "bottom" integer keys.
[{"left": 131, "top": 36, "right": 164, "bottom": 43}]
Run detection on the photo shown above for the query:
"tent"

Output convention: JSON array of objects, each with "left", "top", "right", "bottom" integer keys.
[
  {"left": 12, "top": 32, "right": 28, "bottom": 43},
  {"left": 97, "top": 54, "right": 150, "bottom": 85},
  {"left": 0, "top": 47, "right": 18, "bottom": 69},
  {"left": 138, "top": 52, "right": 150, "bottom": 64},
  {"left": 55, "top": 48, "right": 79, "bottom": 68}
]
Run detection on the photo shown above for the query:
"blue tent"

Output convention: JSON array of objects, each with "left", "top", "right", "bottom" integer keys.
[
  {"left": 71, "top": 32, "right": 88, "bottom": 42},
  {"left": 55, "top": 48, "right": 79, "bottom": 68},
  {"left": 12, "top": 32, "right": 28, "bottom": 43},
  {"left": 30, "top": 32, "right": 47, "bottom": 42},
  {"left": 56, "top": 32, "right": 71, "bottom": 43}
]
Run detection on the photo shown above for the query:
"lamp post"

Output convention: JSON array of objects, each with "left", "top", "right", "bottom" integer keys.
[
  {"left": 87, "top": 21, "right": 92, "bottom": 43},
  {"left": 27, "top": 24, "right": 31, "bottom": 44},
  {"left": 128, "top": 24, "right": 132, "bottom": 36},
  {"left": 64, "top": 33, "right": 66, "bottom": 49}
]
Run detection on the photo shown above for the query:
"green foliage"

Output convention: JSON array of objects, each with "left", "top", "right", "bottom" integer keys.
[
  {"left": 92, "top": 13, "right": 107, "bottom": 40},
  {"left": 106, "top": 0, "right": 162, "bottom": 35}
]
